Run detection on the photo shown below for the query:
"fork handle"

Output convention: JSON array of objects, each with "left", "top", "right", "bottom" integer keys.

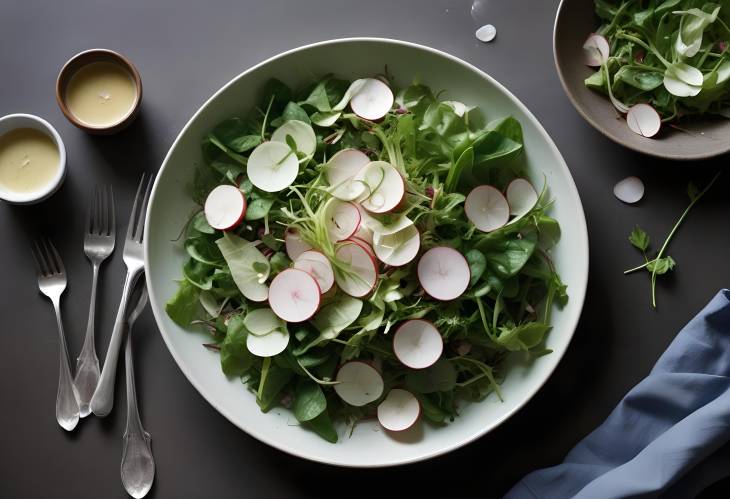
[
  {"left": 75, "top": 262, "right": 101, "bottom": 418},
  {"left": 90, "top": 269, "right": 140, "bottom": 417},
  {"left": 52, "top": 299, "right": 80, "bottom": 431}
]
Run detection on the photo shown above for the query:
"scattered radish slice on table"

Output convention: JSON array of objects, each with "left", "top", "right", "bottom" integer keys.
[
  {"left": 417, "top": 247, "right": 470, "bottom": 301},
  {"left": 613, "top": 176, "right": 645, "bottom": 204},
  {"left": 334, "top": 361, "right": 384, "bottom": 406},
  {"left": 324, "top": 199, "right": 361, "bottom": 242},
  {"left": 334, "top": 241, "right": 378, "bottom": 297},
  {"left": 268, "top": 268, "right": 321, "bottom": 322},
  {"left": 393, "top": 319, "right": 443, "bottom": 369},
  {"left": 626, "top": 104, "right": 661, "bottom": 138},
  {"left": 204, "top": 185, "right": 246, "bottom": 230},
  {"left": 373, "top": 224, "right": 420, "bottom": 266},
  {"left": 349, "top": 78, "right": 394, "bottom": 121},
  {"left": 247, "top": 141, "right": 299, "bottom": 193},
  {"left": 294, "top": 250, "right": 334, "bottom": 293},
  {"left": 583, "top": 34, "right": 610, "bottom": 67},
  {"left": 377, "top": 389, "right": 421, "bottom": 432},
  {"left": 506, "top": 178, "right": 538, "bottom": 220},
  {"left": 465, "top": 185, "right": 510, "bottom": 232},
  {"left": 243, "top": 308, "right": 282, "bottom": 336},
  {"left": 246, "top": 329, "right": 290, "bottom": 357},
  {"left": 271, "top": 120, "right": 317, "bottom": 157},
  {"left": 285, "top": 228, "right": 312, "bottom": 260}
]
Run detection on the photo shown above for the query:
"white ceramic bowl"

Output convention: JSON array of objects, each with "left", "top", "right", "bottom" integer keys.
[
  {"left": 0, "top": 113, "right": 66, "bottom": 204},
  {"left": 145, "top": 38, "right": 589, "bottom": 467}
]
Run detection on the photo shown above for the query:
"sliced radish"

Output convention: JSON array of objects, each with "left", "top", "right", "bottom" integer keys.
[
  {"left": 350, "top": 236, "right": 376, "bottom": 260},
  {"left": 243, "top": 308, "right": 283, "bottom": 336},
  {"left": 330, "top": 179, "right": 370, "bottom": 201},
  {"left": 583, "top": 34, "right": 610, "bottom": 67},
  {"left": 373, "top": 224, "right": 420, "bottom": 267},
  {"left": 334, "top": 241, "right": 378, "bottom": 297},
  {"left": 334, "top": 361, "right": 384, "bottom": 407},
  {"left": 361, "top": 211, "right": 414, "bottom": 236},
  {"left": 377, "top": 389, "right": 421, "bottom": 432},
  {"left": 626, "top": 104, "right": 661, "bottom": 138},
  {"left": 294, "top": 250, "right": 334, "bottom": 293},
  {"left": 393, "top": 320, "right": 443, "bottom": 369},
  {"left": 613, "top": 176, "right": 645, "bottom": 204},
  {"left": 247, "top": 141, "right": 299, "bottom": 193},
  {"left": 271, "top": 120, "right": 317, "bottom": 157},
  {"left": 357, "top": 162, "right": 405, "bottom": 213},
  {"left": 417, "top": 247, "right": 470, "bottom": 301},
  {"left": 353, "top": 222, "right": 374, "bottom": 245},
  {"left": 204, "top": 185, "right": 247, "bottom": 230},
  {"left": 325, "top": 148, "right": 370, "bottom": 187},
  {"left": 465, "top": 185, "right": 510, "bottom": 232},
  {"left": 506, "top": 178, "right": 539, "bottom": 219},
  {"left": 246, "top": 329, "right": 290, "bottom": 357},
  {"left": 285, "top": 228, "right": 312, "bottom": 260},
  {"left": 323, "top": 199, "right": 361, "bottom": 242},
  {"left": 349, "top": 78, "right": 394, "bottom": 121},
  {"left": 268, "top": 268, "right": 321, "bottom": 322}
]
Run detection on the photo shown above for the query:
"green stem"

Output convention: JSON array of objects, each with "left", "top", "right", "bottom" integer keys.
[{"left": 616, "top": 33, "right": 670, "bottom": 67}]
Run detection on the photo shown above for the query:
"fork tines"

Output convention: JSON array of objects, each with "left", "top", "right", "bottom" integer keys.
[
  {"left": 86, "top": 185, "right": 116, "bottom": 237},
  {"left": 127, "top": 174, "right": 154, "bottom": 244},
  {"left": 32, "top": 237, "right": 65, "bottom": 276}
]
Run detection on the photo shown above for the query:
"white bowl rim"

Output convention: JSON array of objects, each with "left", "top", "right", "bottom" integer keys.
[
  {"left": 0, "top": 113, "right": 67, "bottom": 204},
  {"left": 144, "top": 36, "right": 589, "bottom": 467}
]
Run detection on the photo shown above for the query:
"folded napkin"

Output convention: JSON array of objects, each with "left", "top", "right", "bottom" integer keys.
[{"left": 505, "top": 289, "right": 730, "bottom": 499}]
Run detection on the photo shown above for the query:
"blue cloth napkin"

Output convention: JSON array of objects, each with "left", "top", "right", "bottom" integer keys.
[{"left": 505, "top": 289, "right": 730, "bottom": 499}]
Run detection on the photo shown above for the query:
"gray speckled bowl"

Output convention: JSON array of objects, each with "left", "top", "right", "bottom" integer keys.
[{"left": 553, "top": 0, "right": 730, "bottom": 161}]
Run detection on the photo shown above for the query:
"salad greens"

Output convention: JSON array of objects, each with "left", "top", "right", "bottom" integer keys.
[
  {"left": 166, "top": 74, "right": 566, "bottom": 442},
  {"left": 625, "top": 171, "right": 720, "bottom": 308},
  {"left": 585, "top": 0, "right": 730, "bottom": 134}
]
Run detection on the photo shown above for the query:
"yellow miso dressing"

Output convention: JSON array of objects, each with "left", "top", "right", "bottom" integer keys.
[
  {"left": 0, "top": 128, "right": 60, "bottom": 193},
  {"left": 65, "top": 61, "right": 137, "bottom": 127}
]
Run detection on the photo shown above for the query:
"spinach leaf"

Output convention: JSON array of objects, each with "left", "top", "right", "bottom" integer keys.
[
  {"left": 293, "top": 379, "right": 327, "bottom": 422},
  {"left": 495, "top": 322, "right": 551, "bottom": 352},
  {"left": 256, "top": 363, "right": 294, "bottom": 412},
  {"left": 465, "top": 249, "right": 487, "bottom": 286},
  {"left": 220, "top": 314, "right": 253, "bottom": 377},
  {"left": 303, "top": 410, "right": 338, "bottom": 443},
  {"left": 165, "top": 280, "right": 200, "bottom": 327},
  {"left": 405, "top": 359, "right": 457, "bottom": 394}
]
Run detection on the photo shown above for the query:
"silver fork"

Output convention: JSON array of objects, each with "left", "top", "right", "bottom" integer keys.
[
  {"left": 121, "top": 280, "right": 155, "bottom": 499},
  {"left": 31, "top": 238, "right": 80, "bottom": 431},
  {"left": 91, "top": 174, "right": 153, "bottom": 417},
  {"left": 75, "top": 186, "right": 116, "bottom": 417}
]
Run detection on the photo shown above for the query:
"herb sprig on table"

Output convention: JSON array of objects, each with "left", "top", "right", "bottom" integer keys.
[{"left": 625, "top": 172, "right": 721, "bottom": 308}]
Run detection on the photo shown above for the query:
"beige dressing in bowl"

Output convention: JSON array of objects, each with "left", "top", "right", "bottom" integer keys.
[
  {"left": 65, "top": 61, "right": 137, "bottom": 127},
  {"left": 0, "top": 128, "right": 60, "bottom": 193}
]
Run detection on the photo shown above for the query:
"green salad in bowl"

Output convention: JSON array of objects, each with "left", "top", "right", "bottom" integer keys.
[{"left": 165, "top": 74, "right": 567, "bottom": 442}]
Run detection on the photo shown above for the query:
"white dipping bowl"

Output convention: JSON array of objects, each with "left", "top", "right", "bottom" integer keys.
[
  {"left": 145, "top": 38, "right": 589, "bottom": 467},
  {"left": 0, "top": 113, "right": 67, "bottom": 204}
]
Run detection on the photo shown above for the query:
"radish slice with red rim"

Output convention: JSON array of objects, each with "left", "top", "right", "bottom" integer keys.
[
  {"left": 626, "top": 104, "right": 661, "bottom": 138},
  {"left": 357, "top": 162, "right": 405, "bottom": 213},
  {"left": 392, "top": 319, "right": 443, "bottom": 369},
  {"left": 465, "top": 185, "right": 510, "bottom": 232},
  {"left": 285, "top": 228, "right": 312, "bottom": 260},
  {"left": 506, "top": 178, "right": 538, "bottom": 219},
  {"left": 294, "top": 250, "right": 335, "bottom": 293},
  {"left": 377, "top": 389, "right": 421, "bottom": 432},
  {"left": 204, "top": 185, "right": 247, "bottom": 230},
  {"left": 417, "top": 247, "right": 470, "bottom": 301},
  {"left": 348, "top": 237, "right": 376, "bottom": 260},
  {"left": 334, "top": 361, "right": 384, "bottom": 407},
  {"left": 334, "top": 241, "right": 378, "bottom": 297},
  {"left": 271, "top": 120, "right": 316, "bottom": 157},
  {"left": 613, "top": 176, "right": 645, "bottom": 204},
  {"left": 246, "top": 329, "right": 290, "bottom": 357},
  {"left": 247, "top": 141, "right": 299, "bottom": 193},
  {"left": 353, "top": 220, "right": 374, "bottom": 245},
  {"left": 373, "top": 224, "right": 420, "bottom": 266},
  {"left": 324, "top": 199, "right": 361, "bottom": 242},
  {"left": 349, "top": 78, "right": 394, "bottom": 121},
  {"left": 325, "top": 148, "right": 370, "bottom": 187},
  {"left": 268, "top": 268, "right": 321, "bottom": 322},
  {"left": 330, "top": 179, "right": 370, "bottom": 202},
  {"left": 583, "top": 34, "right": 610, "bottom": 67}
]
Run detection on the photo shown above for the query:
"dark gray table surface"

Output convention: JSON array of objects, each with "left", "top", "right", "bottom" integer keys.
[{"left": 2, "top": 1, "right": 730, "bottom": 498}]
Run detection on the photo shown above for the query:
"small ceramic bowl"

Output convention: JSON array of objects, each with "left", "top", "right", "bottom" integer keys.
[
  {"left": 56, "top": 49, "right": 143, "bottom": 135},
  {"left": 553, "top": 0, "right": 730, "bottom": 161},
  {"left": 0, "top": 114, "right": 67, "bottom": 204}
]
